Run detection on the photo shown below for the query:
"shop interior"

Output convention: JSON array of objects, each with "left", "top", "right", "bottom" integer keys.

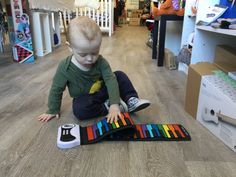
[{"left": 0, "top": 0, "right": 236, "bottom": 176}]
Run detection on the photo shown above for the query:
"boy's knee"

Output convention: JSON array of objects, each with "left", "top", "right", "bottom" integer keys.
[
  {"left": 72, "top": 99, "right": 90, "bottom": 120},
  {"left": 114, "top": 70, "right": 126, "bottom": 77},
  {"left": 73, "top": 106, "right": 86, "bottom": 120}
]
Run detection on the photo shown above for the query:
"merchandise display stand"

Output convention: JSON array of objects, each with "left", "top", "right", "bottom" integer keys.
[
  {"left": 31, "top": 11, "right": 52, "bottom": 56},
  {"left": 180, "top": 0, "right": 236, "bottom": 70},
  {"left": 50, "top": 12, "right": 61, "bottom": 48},
  {"left": 31, "top": 11, "right": 61, "bottom": 57}
]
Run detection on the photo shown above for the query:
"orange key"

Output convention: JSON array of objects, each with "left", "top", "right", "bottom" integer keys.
[
  {"left": 119, "top": 113, "right": 127, "bottom": 126},
  {"left": 167, "top": 125, "right": 178, "bottom": 138},
  {"left": 87, "top": 126, "right": 94, "bottom": 141},
  {"left": 124, "top": 113, "right": 134, "bottom": 124}
]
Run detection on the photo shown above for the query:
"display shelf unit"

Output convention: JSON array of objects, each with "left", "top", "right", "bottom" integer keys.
[
  {"left": 196, "top": 26, "right": 236, "bottom": 36},
  {"left": 180, "top": 0, "right": 196, "bottom": 47},
  {"left": 49, "top": 12, "right": 61, "bottom": 48},
  {"left": 180, "top": 0, "right": 236, "bottom": 72},
  {"left": 31, "top": 11, "right": 61, "bottom": 57},
  {"left": 31, "top": 11, "right": 52, "bottom": 57}
]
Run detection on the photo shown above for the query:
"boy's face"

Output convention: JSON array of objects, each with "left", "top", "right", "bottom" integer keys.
[{"left": 71, "top": 35, "right": 101, "bottom": 68}]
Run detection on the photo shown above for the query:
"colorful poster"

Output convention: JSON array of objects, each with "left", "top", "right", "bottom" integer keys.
[{"left": 10, "top": 0, "right": 34, "bottom": 63}]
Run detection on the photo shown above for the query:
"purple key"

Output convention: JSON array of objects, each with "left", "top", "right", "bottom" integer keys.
[
  {"left": 141, "top": 125, "right": 147, "bottom": 138},
  {"left": 93, "top": 124, "right": 97, "bottom": 139}
]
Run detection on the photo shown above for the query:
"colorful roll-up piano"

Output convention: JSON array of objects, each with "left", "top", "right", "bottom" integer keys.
[{"left": 57, "top": 113, "right": 191, "bottom": 149}]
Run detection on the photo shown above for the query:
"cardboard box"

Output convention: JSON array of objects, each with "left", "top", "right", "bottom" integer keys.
[
  {"left": 214, "top": 45, "right": 236, "bottom": 73},
  {"left": 196, "top": 75, "right": 236, "bottom": 152},
  {"left": 185, "top": 62, "right": 218, "bottom": 119},
  {"left": 130, "top": 9, "right": 142, "bottom": 18},
  {"left": 185, "top": 45, "right": 236, "bottom": 119},
  {"left": 129, "top": 18, "right": 140, "bottom": 26}
]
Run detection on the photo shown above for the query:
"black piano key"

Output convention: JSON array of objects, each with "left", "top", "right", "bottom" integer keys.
[
  {"left": 158, "top": 129, "right": 164, "bottom": 137},
  {"left": 102, "top": 126, "right": 106, "bottom": 134},
  {"left": 96, "top": 129, "right": 100, "bottom": 137},
  {"left": 152, "top": 129, "right": 158, "bottom": 137},
  {"left": 175, "top": 130, "right": 182, "bottom": 139},
  {"left": 145, "top": 130, "right": 151, "bottom": 138},
  {"left": 124, "top": 118, "right": 131, "bottom": 125},
  {"left": 136, "top": 130, "right": 141, "bottom": 138},
  {"left": 108, "top": 123, "right": 113, "bottom": 130},
  {"left": 168, "top": 130, "right": 175, "bottom": 139},
  {"left": 118, "top": 119, "right": 123, "bottom": 127}
]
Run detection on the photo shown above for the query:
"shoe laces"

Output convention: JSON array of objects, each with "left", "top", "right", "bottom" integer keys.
[{"left": 128, "top": 97, "right": 139, "bottom": 107}]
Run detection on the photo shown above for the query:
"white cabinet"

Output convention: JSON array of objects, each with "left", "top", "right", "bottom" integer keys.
[
  {"left": 31, "top": 11, "right": 61, "bottom": 57},
  {"left": 32, "top": 12, "right": 52, "bottom": 56},
  {"left": 49, "top": 12, "right": 61, "bottom": 48},
  {"left": 180, "top": 0, "right": 236, "bottom": 67}
]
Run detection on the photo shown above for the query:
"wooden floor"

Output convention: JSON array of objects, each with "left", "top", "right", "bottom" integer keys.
[{"left": 0, "top": 26, "right": 235, "bottom": 177}]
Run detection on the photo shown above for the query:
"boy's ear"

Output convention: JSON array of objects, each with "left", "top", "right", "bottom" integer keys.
[{"left": 66, "top": 41, "right": 73, "bottom": 52}]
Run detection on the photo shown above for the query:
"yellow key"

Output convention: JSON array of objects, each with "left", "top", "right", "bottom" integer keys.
[{"left": 163, "top": 125, "right": 171, "bottom": 138}]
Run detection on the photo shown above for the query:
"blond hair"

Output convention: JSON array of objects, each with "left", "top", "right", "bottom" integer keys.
[{"left": 68, "top": 16, "right": 102, "bottom": 46}]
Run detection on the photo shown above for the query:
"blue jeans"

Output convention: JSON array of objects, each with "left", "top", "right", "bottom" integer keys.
[{"left": 72, "top": 71, "right": 138, "bottom": 120}]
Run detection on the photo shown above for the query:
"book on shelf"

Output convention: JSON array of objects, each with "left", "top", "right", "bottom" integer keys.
[{"left": 196, "top": 4, "right": 228, "bottom": 26}]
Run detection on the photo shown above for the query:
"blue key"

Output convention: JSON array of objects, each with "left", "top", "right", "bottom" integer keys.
[
  {"left": 151, "top": 124, "right": 161, "bottom": 137},
  {"left": 146, "top": 124, "right": 154, "bottom": 138},
  {"left": 102, "top": 119, "right": 109, "bottom": 132},
  {"left": 97, "top": 122, "right": 103, "bottom": 136}
]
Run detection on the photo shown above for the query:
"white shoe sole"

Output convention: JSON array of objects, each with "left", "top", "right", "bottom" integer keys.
[{"left": 129, "top": 101, "right": 150, "bottom": 113}]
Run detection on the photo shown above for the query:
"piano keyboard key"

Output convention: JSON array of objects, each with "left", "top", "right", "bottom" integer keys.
[
  {"left": 163, "top": 125, "right": 171, "bottom": 138},
  {"left": 141, "top": 125, "right": 147, "bottom": 138},
  {"left": 146, "top": 124, "right": 154, "bottom": 138},
  {"left": 102, "top": 119, "right": 109, "bottom": 132},
  {"left": 93, "top": 124, "right": 97, "bottom": 139},
  {"left": 152, "top": 129, "right": 158, "bottom": 137},
  {"left": 119, "top": 113, "right": 127, "bottom": 126},
  {"left": 167, "top": 124, "right": 178, "bottom": 138},
  {"left": 173, "top": 124, "right": 186, "bottom": 138},
  {"left": 123, "top": 113, "right": 134, "bottom": 124},
  {"left": 157, "top": 125, "right": 167, "bottom": 138},
  {"left": 115, "top": 121, "right": 120, "bottom": 128},
  {"left": 168, "top": 130, "right": 175, "bottom": 138},
  {"left": 151, "top": 124, "right": 161, "bottom": 137},
  {"left": 118, "top": 119, "right": 123, "bottom": 127},
  {"left": 97, "top": 122, "right": 103, "bottom": 136},
  {"left": 87, "top": 126, "right": 94, "bottom": 141},
  {"left": 112, "top": 122, "right": 116, "bottom": 129},
  {"left": 145, "top": 130, "right": 151, "bottom": 138},
  {"left": 96, "top": 129, "right": 100, "bottom": 138},
  {"left": 136, "top": 125, "right": 144, "bottom": 138},
  {"left": 125, "top": 117, "right": 131, "bottom": 125}
]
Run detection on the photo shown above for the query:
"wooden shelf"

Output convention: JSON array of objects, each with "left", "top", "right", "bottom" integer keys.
[{"left": 196, "top": 26, "right": 236, "bottom": 37}]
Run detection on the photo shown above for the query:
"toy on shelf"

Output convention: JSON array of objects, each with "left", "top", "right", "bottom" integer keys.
[
  {"left": 152, "top": 0, "right": 185, "bottom": 17},
  {"left": 57, "top": 113, "right": 191, "bottom": 149}
]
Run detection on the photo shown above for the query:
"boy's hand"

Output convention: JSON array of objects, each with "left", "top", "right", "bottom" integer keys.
[
  {"left": 107, "top": 104, "right": 121, "bottom": 123},
  {"left": 37, "top": 113, "right": 60, "bottom": 122}
]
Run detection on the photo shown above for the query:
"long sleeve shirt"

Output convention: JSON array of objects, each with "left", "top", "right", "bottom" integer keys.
[{"left": 46, "top": 55, "right": 120, "bottom": 114}]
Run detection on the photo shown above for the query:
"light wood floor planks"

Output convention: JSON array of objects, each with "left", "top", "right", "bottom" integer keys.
[{"left": 0, "top": 26, "right": 235, "bottom": 177}]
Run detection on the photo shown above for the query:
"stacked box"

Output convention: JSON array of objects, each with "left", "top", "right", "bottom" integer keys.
[
  {"left": 185, "top": 45, "right": 236, "bottom": 119},
  {"left": 197, "top": 74, "right": 236, "bottom": 152},
  {"left": 129, "top": 9, "right": 142, "bottom": 26}
]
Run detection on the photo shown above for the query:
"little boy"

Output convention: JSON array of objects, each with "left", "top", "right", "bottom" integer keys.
[{"left": 38, "top": 17, "right": 150, "bottom": 123}]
